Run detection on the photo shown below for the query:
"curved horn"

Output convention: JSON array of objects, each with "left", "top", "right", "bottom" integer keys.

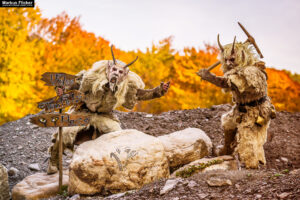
[
  {"left": 242, "top": 50, "right": 246, "bottom": 63},
  {"left": 110, "top": 45, "right": 116, "bottom": 65},
  {"left": 231, "top": 36, "right": 236, "bottom": 55},
  {"left": 238, "top": 22, "right": 264, "bottom": 58},
  {"left": 124, "top": 56, "right": 138, "bottom": 68},
  {"left": 217, "top": 34, "right": 224, "bottom": 52}
]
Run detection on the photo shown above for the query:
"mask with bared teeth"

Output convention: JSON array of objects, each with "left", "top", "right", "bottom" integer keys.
[{"left": 106, "top": 45, "right": 138, "bottom": 92}]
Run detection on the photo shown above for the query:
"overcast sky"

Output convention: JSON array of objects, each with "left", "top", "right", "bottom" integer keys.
[{"left": 37, "top": 0, "right": 300, "bottom": 73}]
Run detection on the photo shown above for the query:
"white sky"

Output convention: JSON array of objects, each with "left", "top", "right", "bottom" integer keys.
[{"left": 37, "top": 0, "right": 300, "bottom": 73}]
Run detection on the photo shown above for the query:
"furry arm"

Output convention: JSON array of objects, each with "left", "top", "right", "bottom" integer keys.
[
  {"left": 198, "top": 69, "right": 229, "bottom": 88},
  {"left": 136, "top": 84, "right": 166, "bottom": 101},
  {"left": 122, "top": 83, "right": 166, "bottom": 110}
]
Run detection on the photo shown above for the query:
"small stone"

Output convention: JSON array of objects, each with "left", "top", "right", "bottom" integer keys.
[
  {"left": 145, "top": 114, "right": 153, "bottom": 118},
  {"left": 290, "top": 169, "right": 300, "bottom": 175},
  {"left": 256, "top": 194, "right": 262, "bottom": 199},
  {"left": 69, "top": 194, "right": 80, "bottom": 200},
  {"left": 107, "top": 192, "right": 126, "bottom": 199},
  {"left": 276, "top": 159, "right": 280, "bottom": 162},
  {"left": 187, "top": 180, "right": 197, "bottom": 189},
  {"left": 278, "top": 192, "right": 290, "bottom": 199},
  {"left": 198, "top": 193, "right": 208, "bottom": 199},
  {"left": 207, "top": 177, "right": 232, "bottom": 187},
  {"left": 261, "top": 182, "right": 267, "bottom": 185},
  {"left": 280, "top": 157, "right": 288, "bottom": 163},
  {"left": 160, "top": 178, "right": 182, "bottom": 195},
  {"left": 8, "top": 167, "right": 19, "bottom": 176},
  {"left": 28, "top": 163, "right": 40, "bottom": 171},
  {"left": 17, "top": 146, "right": 23, "bottom": 150},
  {"left": 26, "top": 122, "right": 31, "bottom": 125},
  {"left": 245, "top": 189, "right": 251, "bottom": 194},
  {"left": 235, "top": 184, "right": 240, "bottom": 189},
  {"left": 172, "top": 197, "right": 179, "bottom": 200}
]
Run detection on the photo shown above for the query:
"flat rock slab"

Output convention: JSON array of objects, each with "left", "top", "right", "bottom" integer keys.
[
  {"left": 12, "top": 170, "right": 68, "bottom": 200},
  {"left": 171, "top": 155, "right": 237, "bottom": 178}
]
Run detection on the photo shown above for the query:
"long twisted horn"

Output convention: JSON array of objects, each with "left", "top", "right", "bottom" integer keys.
[
  {"left": 238, "top": 22, "right": 264, "bottom": 58},
  {"left": 124, "top": 56, "right": 138, "bottom": 68},
  {"left": 110, "top": 45, "right": 116, "bottom": 65},
  {"left": 217, "top": 34, "right": 224, "bottom": 52},
  {"left": 231, "top": 36, "right": 236, "bottom": 55}
]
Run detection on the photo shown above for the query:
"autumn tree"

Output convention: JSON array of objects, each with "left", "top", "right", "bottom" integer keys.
[
  {"left": 0, "top": 9, "right": 299, "bottom": 125},
  {"left": 0, "top": 8, "right": 44, "bottom": 123}
]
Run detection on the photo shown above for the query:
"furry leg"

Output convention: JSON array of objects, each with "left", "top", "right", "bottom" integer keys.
[
  {"left": 91, "top": 114, "right": 122, "bottom": 134},
  {"left": 47, "top": 126, "right": 86, "bottom": 174}
]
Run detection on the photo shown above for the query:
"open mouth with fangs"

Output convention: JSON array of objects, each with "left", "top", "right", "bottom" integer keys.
[{"left": 110, "top": 77, "right": 117, "bottom": 83}]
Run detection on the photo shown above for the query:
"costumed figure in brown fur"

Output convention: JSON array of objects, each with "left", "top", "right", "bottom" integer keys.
[
  {"left": 197, "top": 22, "right": 276, "bottom": 168},
  {"left": 47, "top": 45, "right": 170, "bottom": 174}
]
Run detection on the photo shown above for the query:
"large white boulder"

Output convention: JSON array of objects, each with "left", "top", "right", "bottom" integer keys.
[
  {"left": 68, "top": 129, "right": 169, "bottom": 195},
  {"left": 158, "top": 128, "right": 212, "bottom": 168},
  {"left": 0, "top": 163, "right": 10, "bottom": 200}
]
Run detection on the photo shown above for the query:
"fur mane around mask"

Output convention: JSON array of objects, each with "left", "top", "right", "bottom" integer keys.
[
  {"left": 220, "top": 42, "right": 259, "bottom": 73},
  {"left": 79, "top": 60, "right": 145, "bottom": 109}
]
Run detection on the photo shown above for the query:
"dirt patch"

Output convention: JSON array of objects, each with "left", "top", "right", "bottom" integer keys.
[{"left": 116, "top": 169, "right": 300, "bottom": 200}]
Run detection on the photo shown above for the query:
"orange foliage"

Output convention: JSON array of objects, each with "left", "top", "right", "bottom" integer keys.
[
  {"left": 266, "top": 68, "right": 300, "bottom": 112},
  {"left": 0, "top": 8, "right": 299, "bottom": 125}
]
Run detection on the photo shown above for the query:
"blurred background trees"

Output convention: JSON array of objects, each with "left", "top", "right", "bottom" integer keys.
[{"left": 0, "top": 8, "right": 299, "bottom": 125}]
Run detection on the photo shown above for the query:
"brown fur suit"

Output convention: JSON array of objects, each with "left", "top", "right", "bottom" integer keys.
[
  {"left": 47, "top": 60, "right": 168, "bottom": 174},
  {"left": 199, "top": 41, "right": 275, "bottom": 168}
]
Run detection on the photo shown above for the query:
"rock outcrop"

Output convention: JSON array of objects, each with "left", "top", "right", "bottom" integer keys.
[
  {"left": 0, "top": 163, "right": 10, "bottom": 200},
  {"left": 68, "top": 129, "right": 169, "bottom": 195},
  {"left": 158, "top": 128, "right": 212, "bottom": 168}
]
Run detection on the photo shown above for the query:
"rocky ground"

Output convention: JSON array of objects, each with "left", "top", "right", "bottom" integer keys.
[{"left": 0, "top": 104, "right": 299, "bottom": 199}]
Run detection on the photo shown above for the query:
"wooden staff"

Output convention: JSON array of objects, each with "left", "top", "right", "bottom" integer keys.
[
  {"left": 196, "top": 61, "right": 221, "bottom": 77},
  {"left": 58, "top": 108, "right": 63, "bottom": 192}
]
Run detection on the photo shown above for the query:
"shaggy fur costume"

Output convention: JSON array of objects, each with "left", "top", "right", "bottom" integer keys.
[
  {"left": 47, "top": 60, "right": 167, "bottom": 174},
  {"left": 200, "top": 42, "right": 275, "bottom": 168}
]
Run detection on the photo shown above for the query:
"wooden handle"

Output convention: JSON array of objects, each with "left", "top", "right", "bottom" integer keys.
[{"left": 207, "top": 61, "right": 221, "bottom": 71}]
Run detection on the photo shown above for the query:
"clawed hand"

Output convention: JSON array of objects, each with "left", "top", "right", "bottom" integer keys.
[
  {"left": 160, "top": 81, "right": 170, "bottom": 93},
  {"left": 197, "top": 69, "right": 210, "bottom": 79},
  {"left": 55, "top": 86, "right": 64, "bottom": 96}
]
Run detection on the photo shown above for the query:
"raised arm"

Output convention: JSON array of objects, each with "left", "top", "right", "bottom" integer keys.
[
  {"left": 198, "top": 69, "right": 229, "bottom": 88},
  {"left": 136, "top": 81, "right": 170, "bottom": 101}
]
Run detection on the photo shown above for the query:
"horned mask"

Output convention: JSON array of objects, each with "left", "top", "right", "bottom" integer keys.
[
  {"left": 204, "top": 22, "right": 263, "bottom": 73},
  {"left": 107, "top": 45, "right": 138, "bottom": 92}
]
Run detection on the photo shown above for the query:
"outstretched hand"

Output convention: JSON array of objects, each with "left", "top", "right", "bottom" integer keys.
[
  {"left": 160, "top": 81, "right": 170, "bottom": 93},
  {"left": 197, "top": 68, "right": 210, "bottom": 80},
  {"left": 55, "top": 86, "right": 64, "bottom": 96}
]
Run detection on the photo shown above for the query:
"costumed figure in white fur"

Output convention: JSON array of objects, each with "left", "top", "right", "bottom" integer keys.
[
  {"left": 47, "top": 45, "right": 170, "bottom": 174},
  {"left": 197, "top": 22, "right": 276, "bottom": 168}
]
